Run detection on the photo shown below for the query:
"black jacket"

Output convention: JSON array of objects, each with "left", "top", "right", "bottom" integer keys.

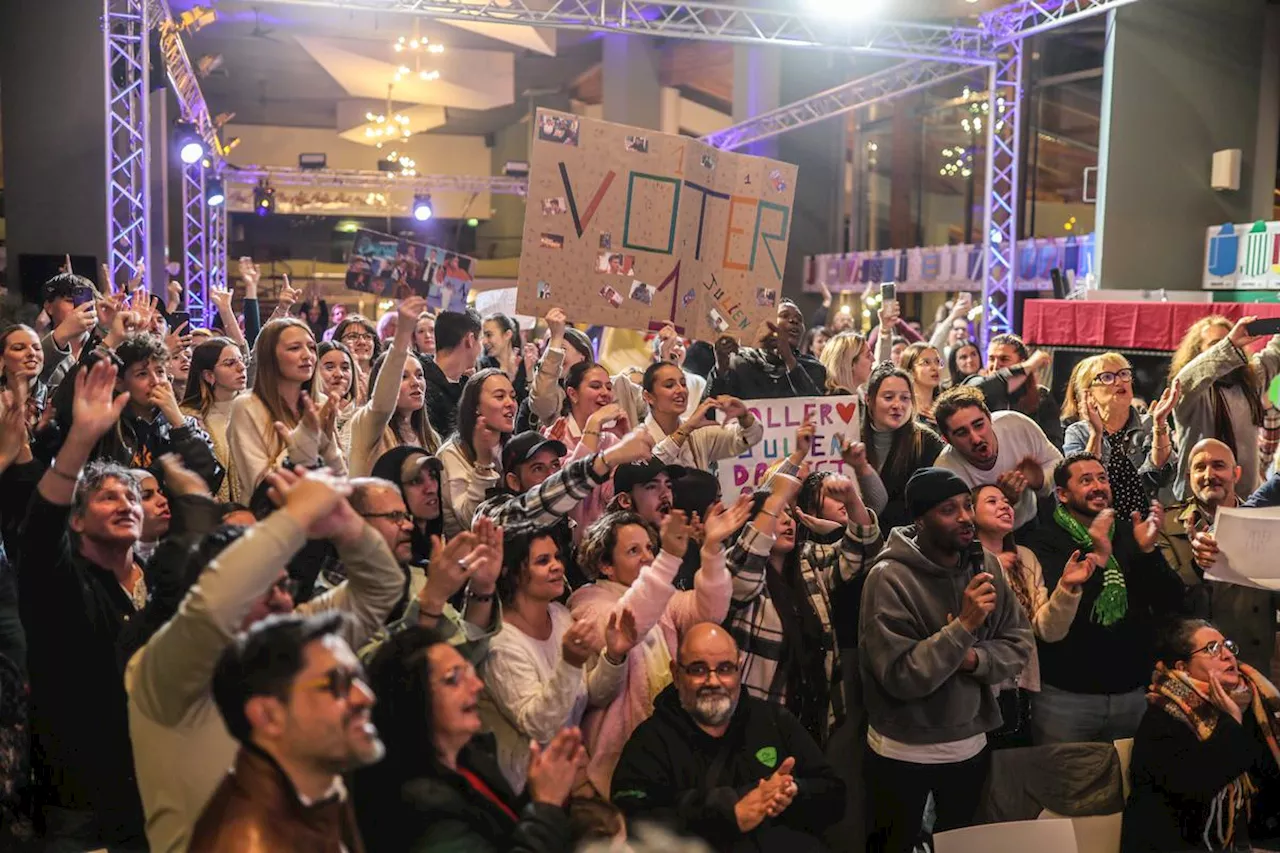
[
  {"left": 353, "top": 735, "right": 570, "bottom": 853},
  {"left": 707, "top": 348, "right": 826, "bottom": 400},
  {"left": 1121, "top": 703, "right": 1280, "bottom": 852},
  {"left": 612, "top": 685, "right": 844, "bottom": 853},
  {"left": 421, "top": 355, "right": 465, "bottom": 440},
  {"left": 16, "top": 492, "right": 187, "bottom": 838},
  {"left": 1023, "top": 516, "right": 1183, "bottom": 694}
]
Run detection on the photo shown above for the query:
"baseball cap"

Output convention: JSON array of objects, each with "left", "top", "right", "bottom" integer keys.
[
  {"left": 613, "top": 458, "right": 687, "bottom": 494},
  {"left": 501, "top": 431, "right": 568, "bottom": 473}
]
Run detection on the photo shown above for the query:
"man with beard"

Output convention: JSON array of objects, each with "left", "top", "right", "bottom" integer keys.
[
  {"left": 707, "top": 300, "right": 826, "bottom": 399},
  {"left": 1022, "top": 452, "right": 1183, "bottom": 745},
  {"left": 934, "top": 385, "right": 1062, "bottom": 530},
  {"left": 192, "top": 611, "right": 382, "bottom": 850},
  {"left": 860, "top": 467, "right": 1032, "bottom": 853},
  {"left": 607, "top": 457, "right": 685, "bottom": 529},
  {"left": 611, "top": 623, "right": 844, "bottom": 852},
  {"left": 1159, "top": 439, "right": 1279, "bottom": 673},
  {"left": 126, "top": 467, "right": 403, "bottom": 852}
]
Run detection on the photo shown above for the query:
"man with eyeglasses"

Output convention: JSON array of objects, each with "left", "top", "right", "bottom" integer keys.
[
  {"left": 347, "top": 476, "right": 502, "bottom": 642},
  {"left": 612, "top": 622, "right": 844, "bottom": 852},
  {"left": 1158, "top": 438, "right": 1279, "bottom": 673},
  {"left": 1022, "top": 452, "right": 1183, "bottom": 745},
  {"left": 191, "top": 610, "right": 382, "bottom": 851},
  {"left": 125, "top": 466, "right": 402, "bottom": 852}
]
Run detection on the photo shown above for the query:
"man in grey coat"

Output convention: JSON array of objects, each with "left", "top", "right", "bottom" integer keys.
[{"left": 859, "top": 467, "right": 1032, "bottom": 853}]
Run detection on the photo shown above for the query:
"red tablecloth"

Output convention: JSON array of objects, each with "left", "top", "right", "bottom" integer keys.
[{"left": 1022, "top": 299, "right": 1280, "bottom": 352}]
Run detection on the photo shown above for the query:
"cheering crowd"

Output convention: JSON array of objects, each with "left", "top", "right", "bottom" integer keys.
[{"left": 1, "top": 262, "right": 1280, "bottom": 853}]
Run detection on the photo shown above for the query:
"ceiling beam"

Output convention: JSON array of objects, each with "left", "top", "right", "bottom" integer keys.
[
  {"left": 981, "top": 0, "right": 1143, "bottom": 45},
  {"left": 700, "top": 60, "right": 980, "bottom": 151},
  {"left": 251, "top": 0, "right": 990, "bottom": 63},
  {"left": 227, "top": 166, "right": 530, "bottom": 194}
]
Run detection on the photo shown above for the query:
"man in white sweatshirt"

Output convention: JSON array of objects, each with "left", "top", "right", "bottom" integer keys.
[
  {"left": 933, "top": 385, "right": 1062, "bottom": 530},
  {"left": 125, "top": 467, "right": 403, "bottom": 853}
]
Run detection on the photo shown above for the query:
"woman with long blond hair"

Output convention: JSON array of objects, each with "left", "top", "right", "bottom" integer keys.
[
  {"left": 226, "top": 317, "right": 346, "bottom": 493},
  {"left": 1063, "top": 352, "right": 1179, "bottom": 518},
  {"left": 1168, "top": 315, "right": 1280, "bottom": 500},
  {"left": 819, "top": 331, "right": 875, "bottom": 396}
]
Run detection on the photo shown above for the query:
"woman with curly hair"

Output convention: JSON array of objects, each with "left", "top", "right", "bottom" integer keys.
[
  {"left": 1168, "top": 315, "right": 1280, "bottom": 500},
  {"left": 566, "top": 504, "right": 746, "bottom": 795}
]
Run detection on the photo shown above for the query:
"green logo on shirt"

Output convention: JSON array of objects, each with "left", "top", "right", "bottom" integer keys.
[{"left": 756, "top": 747, "right": 778, "bottom": 768}]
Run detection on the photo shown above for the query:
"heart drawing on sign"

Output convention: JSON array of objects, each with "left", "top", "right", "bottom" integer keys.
[{"left": 836, "top": 402, "right": 858, "bottom": 424}]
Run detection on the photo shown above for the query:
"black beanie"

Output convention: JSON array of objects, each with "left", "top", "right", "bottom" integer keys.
[{"left": 904, "top": 467, "right": 971, "bottom": 519}]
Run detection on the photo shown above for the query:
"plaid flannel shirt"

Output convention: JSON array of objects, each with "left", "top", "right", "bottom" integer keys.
[
  {"left": 474, "top": 453, "right": 609, "bottom": 537},
  {"left": 724, "top": 514, "right": 882, "bottom": 731}
]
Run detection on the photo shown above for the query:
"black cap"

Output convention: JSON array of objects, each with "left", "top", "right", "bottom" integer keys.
[
  {"left": 613, "top": 457, "right": 687, "bottom": 494},
  {"left": 501, "top": 431, "right": 568, "bottom": 473},
  {"left": 904, "top": 467, "right": 971, "bottom": 518}
]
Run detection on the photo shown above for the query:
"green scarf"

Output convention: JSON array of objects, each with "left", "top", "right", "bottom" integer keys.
[{"left": 1052, "top": 504, "right": 1127, "bottom": 626}]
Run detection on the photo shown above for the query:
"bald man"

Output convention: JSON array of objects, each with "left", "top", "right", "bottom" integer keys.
[
  {"left": 1158, "top": 438, "right": 1279, "bottom": 672},
  {"left": 611, "top": 623, "right": 844, "bottom": 852}
]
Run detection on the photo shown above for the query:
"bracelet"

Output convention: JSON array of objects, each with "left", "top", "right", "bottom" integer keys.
[
  {"left": 465, "top": 586, "right": 495, "bottom": 603},
  {"left": 583, "top": 430, "right": 600, "bottom": 437},
  {"left": 419, "top": 607, "right": 444, "bottom": 619},
  {"left": 603, "top": 650, "right": 627, "bottom": 666},
  {"left": 48, "top": 465, "right": 79, "bottom": 482}
]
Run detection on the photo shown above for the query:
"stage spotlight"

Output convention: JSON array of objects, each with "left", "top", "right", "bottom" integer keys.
[
  {"left": 206, "top": 177, "right": 225, "bottom": 207},
  {"left": 804, "top": 0, "right": 882, "bottom": 19},
  {"left": 254, "top": 180, "right": 275, "bottom": 216},
  {"left": 412, "top": 194, "right": 434, "bottom": 222},
  {"left": 175, "top": 121, "right": 206, "bottom": 165}
]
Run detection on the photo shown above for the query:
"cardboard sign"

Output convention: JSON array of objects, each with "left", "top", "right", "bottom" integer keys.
[
  {"left": 516, "top": 109, "right": 799, "bottom": 341},
  {"left": 345, "top": 229, "right": 474, "bottom": 311},
  {"left": 717, "top": 395, "right": 862, "bottom": 498}
]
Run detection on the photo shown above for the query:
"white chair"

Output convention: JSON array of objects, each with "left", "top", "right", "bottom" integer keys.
[
  {"left": 1113, "top": 737, "right": 1134, "bottom": 801},
  {"left": 934, "top": 818, "right": 1079, "bottom": 853}
]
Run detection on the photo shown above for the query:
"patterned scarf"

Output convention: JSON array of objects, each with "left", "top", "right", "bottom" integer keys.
[
  {"left": 1148, "top": 662, "right": 1280, "bottom": 849},
  {"left": 1052, "top": 504, "right": 1127, "bottom": 626}
]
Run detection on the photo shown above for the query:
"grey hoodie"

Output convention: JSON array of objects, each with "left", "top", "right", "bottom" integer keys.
[{"left": 859, "top": 526, "right": 1032, "bottom": 746}]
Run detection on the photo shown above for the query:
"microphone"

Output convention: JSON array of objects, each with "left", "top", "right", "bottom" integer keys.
[{"left": 968, "top": 539, "right": 987, "bottom": 578}]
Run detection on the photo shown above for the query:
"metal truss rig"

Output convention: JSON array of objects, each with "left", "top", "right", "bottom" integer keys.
[
  {"left": 227, "top": 167, "right": 531, "bottom": 195},
  {"left": 180, "top": 164, "right": 210, "bottom": 328},
  {"left": 254, "top": 0, "right": 988, "bottom": 62},
  {"left": 701, "top": 60, "right": 983, "bottom": 152},
  {"left": 981, "top": 0, "right": 1143, "bottom": 44},
  {"left": 104, "top": 0, "right": 151, "bottom": 297}
]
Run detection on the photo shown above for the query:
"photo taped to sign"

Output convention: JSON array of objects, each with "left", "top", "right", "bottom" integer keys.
[
  {"left": 515, "top": 109, "right": 798, "bottom": 340},
  {"left": 537, "top": 113, "right": 580, "bottom": 146}
]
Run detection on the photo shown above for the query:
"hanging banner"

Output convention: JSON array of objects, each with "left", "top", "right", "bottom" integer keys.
[
  {"left": 516, "top": 109, "right": 799, "bottom": 341},
  {"left": 718, "top": 395, "right": 863, "bottom": 498},
  {"left": 804, "top": 235, "right": 1095, "bottom": 294},
  {"left": 345, "top": 229, "right": 475, "bottom": 311}
]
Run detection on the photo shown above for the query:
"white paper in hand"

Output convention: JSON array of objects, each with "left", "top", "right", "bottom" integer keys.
[{"left": 1205, "top": 505, "right": 1280, "bottom": 591}]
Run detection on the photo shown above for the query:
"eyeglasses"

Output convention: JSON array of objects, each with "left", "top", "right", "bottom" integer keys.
[
  {"left": 341, "top": 332, "right": 374, "bottom": 344},
  {"left": 434, "top": 662, "right": 478, "bottom": 688},
  {"left": 678, "top": 661, "right": 740, "bottom": 680},
  {"left": 361, "top": 510, "right": 413, "bottom": 525},
  {"left": 301, "top": 667, "right": 368, "bottom": 701},
  {"left": 1190, "top": 638, "right": 1240, "bottom": 660},
  {"left": 1092, "top": 368, "right": 1133, "bottom": 386}
]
